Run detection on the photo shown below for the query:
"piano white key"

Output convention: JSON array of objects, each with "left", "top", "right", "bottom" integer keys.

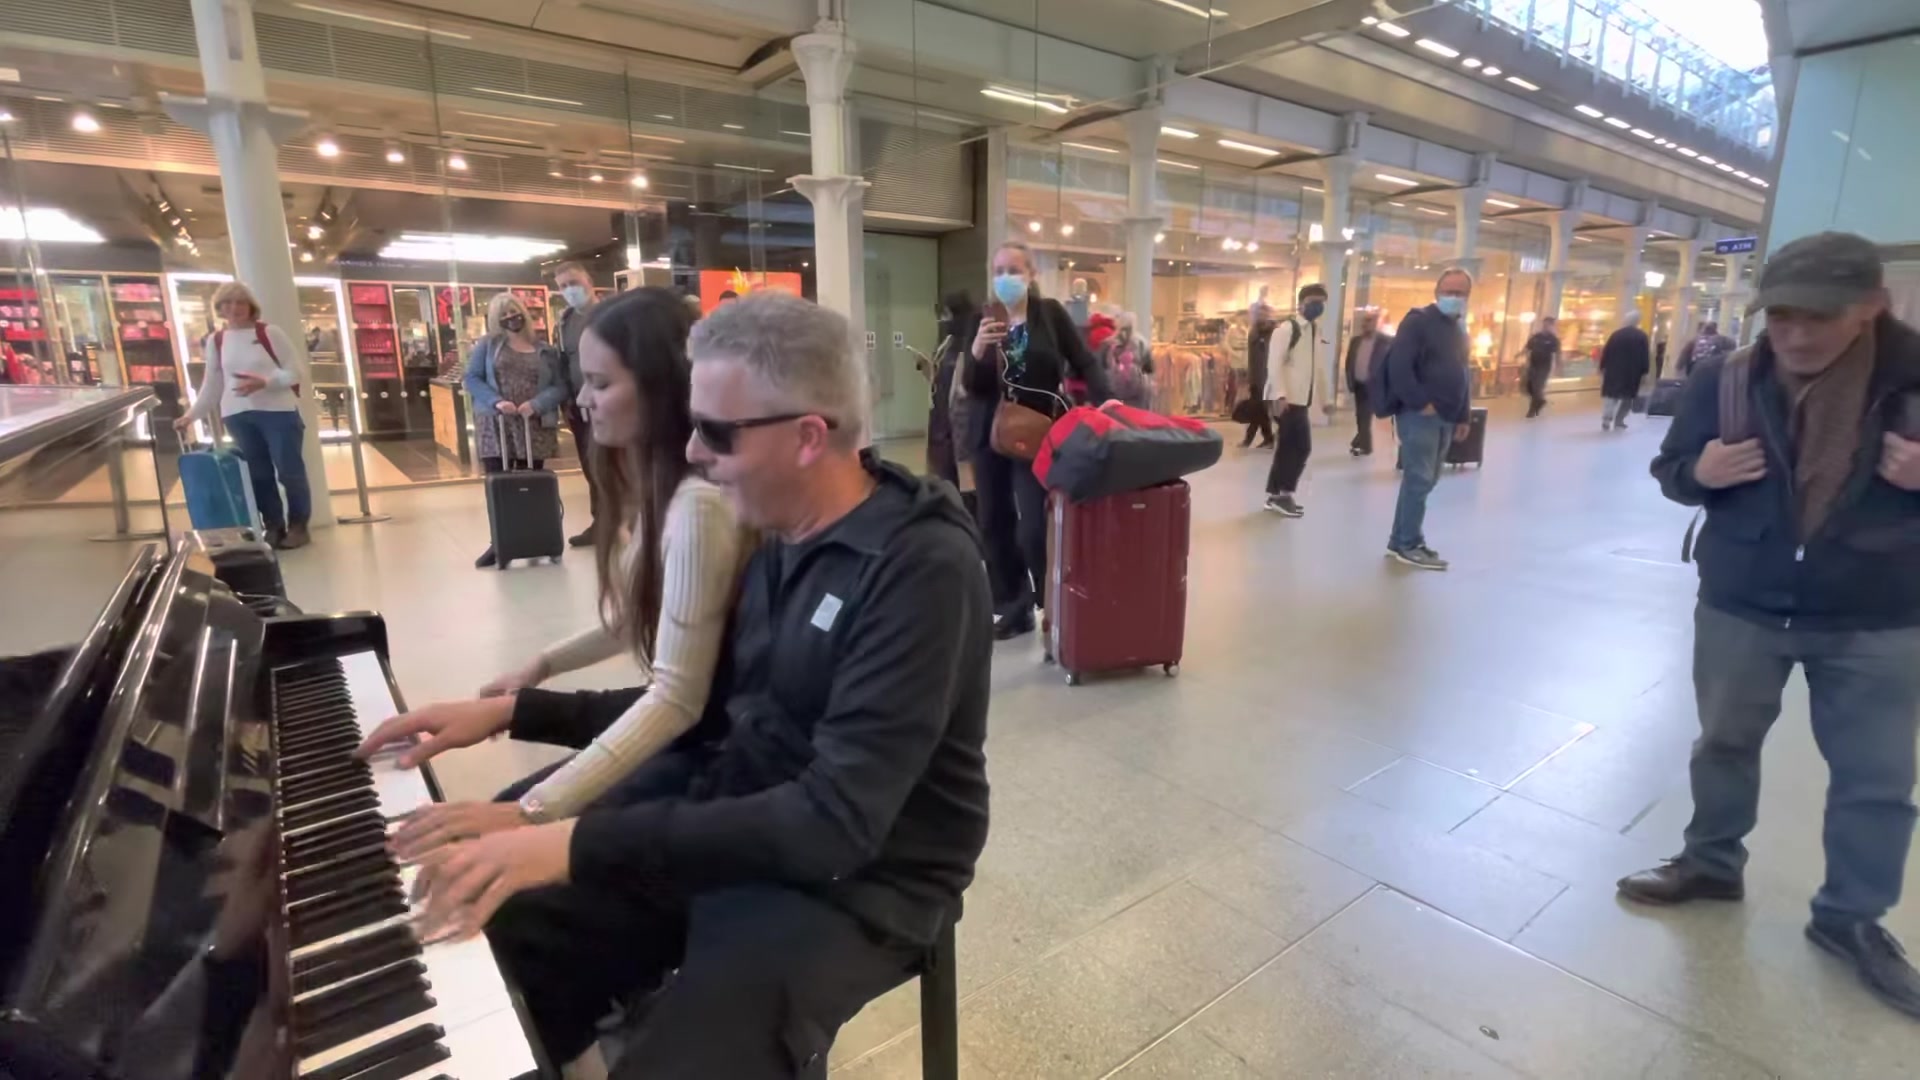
[{"left": 336, "top": 650, "right": 435, "bottom": 819}]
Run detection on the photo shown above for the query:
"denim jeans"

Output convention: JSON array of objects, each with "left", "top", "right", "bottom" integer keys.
[
  {"left": 1682, "top": 603, "right": 1920, "bottom": 924},
  {"left": 1388, "top": 410, "right": 1452, "bottom": 553},
  {"left": 225, "top": 409, "right": 311, "bottom": 528}
]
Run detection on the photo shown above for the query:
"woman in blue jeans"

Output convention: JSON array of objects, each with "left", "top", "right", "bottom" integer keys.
[{"left": 174, "top": 281, "right": 313, "bottom": 549}]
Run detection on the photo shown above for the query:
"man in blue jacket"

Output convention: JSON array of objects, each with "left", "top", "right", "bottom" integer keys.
[
  {"left": 1619, "top": 232, "right": 1920, "bottom": 1020},
  {"left": 1373, "top": 267, "right": 1475, "bottom": 571}
]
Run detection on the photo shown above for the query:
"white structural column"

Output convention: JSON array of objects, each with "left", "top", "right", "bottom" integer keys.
[
  {"left": 1618, "top": 224, "right": 1651, "bottom": 318},
  {"left": 1544, "top": 182, "right": 1587, "bottom": 327},
  {"left": 985, "top": 128, "right": 1009, "bottom": 249},
  {"left": 1714, "top": 253, "right": 1749, "bottom": 336},
  {"left": 174, "top": 0, "right": 332, "bottom": 526},
  {"left": 789, "top": 20, "right": 872, "bottom": 436},
  {"left": 1451, "top": 153, "right": 1493, "bottom": 280},
  {"left": 1318, "top": 154, "right": 1357, "bottom": 411},
  {"left": 1669, "top": 235, "right": 1700, "bottom": 348},
  {"left": 1120, "top": 107, "right": 1163, "bottom": 322}
]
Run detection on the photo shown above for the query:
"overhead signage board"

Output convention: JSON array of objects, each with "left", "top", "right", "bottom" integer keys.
[{"left": 1715, "top": 237, "right": 1758, "bottom": 255}]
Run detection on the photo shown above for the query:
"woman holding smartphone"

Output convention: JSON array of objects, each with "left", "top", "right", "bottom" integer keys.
[{"left": 962, "top": 240, "right": 1112, "bottom": 640}]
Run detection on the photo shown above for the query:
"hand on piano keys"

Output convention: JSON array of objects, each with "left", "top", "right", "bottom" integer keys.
[
  {"left": 403, "top": 820, "right": 578, "bottom": 944},
  {"left": 389, "top": 801, "right": 528, "bottom": 862},
  {"left": 353, "top": 696, "right": 515, "bottom": 770}
]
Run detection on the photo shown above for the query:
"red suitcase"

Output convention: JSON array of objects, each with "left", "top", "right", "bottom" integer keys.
[{"left": 1044, "top": 481, "right": 1190, "bottom": 685}]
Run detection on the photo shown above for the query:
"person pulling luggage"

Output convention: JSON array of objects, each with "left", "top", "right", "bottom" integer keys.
[{"left": 464, "top": 292, "right": 570, "bottom": 568}]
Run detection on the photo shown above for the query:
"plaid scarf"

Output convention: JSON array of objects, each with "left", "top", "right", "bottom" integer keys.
[{"left": 1778, "top": 325, "right": 1875, "bottom": 541}]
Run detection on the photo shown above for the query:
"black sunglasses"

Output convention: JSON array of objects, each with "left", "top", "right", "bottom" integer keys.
[{"left": 692, "top": 413, "right": 839, "bottom": 455}]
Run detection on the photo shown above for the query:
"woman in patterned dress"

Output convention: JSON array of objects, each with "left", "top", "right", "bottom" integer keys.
[{"left": 464, "top": 292, "right": 570, "bottom": 568}]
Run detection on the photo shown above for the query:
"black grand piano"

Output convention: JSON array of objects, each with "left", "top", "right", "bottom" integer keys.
[{"left": 0, "top": 387, "right": 542, "bottom": 1080}]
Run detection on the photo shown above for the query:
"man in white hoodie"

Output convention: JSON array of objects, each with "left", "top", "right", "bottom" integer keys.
[{"left": 1262, "top": 283, "right": 1328, "bottom": 517}]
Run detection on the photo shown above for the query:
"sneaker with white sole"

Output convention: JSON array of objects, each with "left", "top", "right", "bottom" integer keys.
[
  {"left": 1264, "top": 495, "right": 1304, "bottom": 517},
  {"left": 1390, "top": 545, "right": 1448, "bottom": 571}
]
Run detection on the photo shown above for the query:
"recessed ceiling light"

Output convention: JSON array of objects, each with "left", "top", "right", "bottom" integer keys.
[
  {"left": 299, "top": 250, "right": 315, "bottom": 263},
  {"left": 1028, "top": 220, "right": 1043, "bottom": 233},
  {"left": 307, "top": 224, "right": 324, "bottom": 239},
  {"left": 1361, "top": 16, "right": 1377, "bottom": 24},
  {"left": 1416, "top": 39, "right": 1459, "bottom": 59},
  {"left": 447, "top": 153, "right": 467, "bottom": 170},
  {"left": 1630, "top": 128, "right": 1654, "bottom": 139},
  {"left": 1060, "top": 224, "right": 1075, "bottom": 236},
  {"left": 1603, "top": 116, "right": 1632, "bottom": 129},
  {"left": 1481, "top": 66, "right": 1502, "bottom": 76},
  {"left": 1677, "top": 147, "right": 1700, "bottom": 158},
  {"left": 1486, "top": 197, "right": 1518, "bottom": 209},
  {"left": 588, "top": 172, "right": 604, "bottom": 182},
  {"left": 1217, "top": 138, "right": 1278, "bottom": 155},
  {"left": 1062, "top": 141, "right": 1120, "bottom": 154},
  {"left": 1154, "top": 232, "right": 1165, "bottom": 242},
  {"left": 1462, "top": 58, "right": 1483, "bottom": 69},
  {"left": 1506, "top": 76, "right": 1539, "bottom": 91},
  {"left": 1374, "top": 21, "right": 1411, "bottom": 38},
  {"left": 630, "top": 173, "right": 648, "bottom": 188},
  {"left": 1575, "top": 105, "right": 1605, "bottom": 118},
  {"left": 1751, "top": 177, "right": 1769, "bottom": 188},
  {"left": 0, "top": 110, "right": 14, "bottom": 124},
  {"left": 1698, "top": 155, "right": 1719, "bottom": 165},
  {"left": 1715, "top": 161, "right": 1735, "bottom": 172},
  {"left": 71, "top": 110, "right": 100, "bottom": 133},
  {"left": 1375, "top": 173, "right": 1418, "bottom": 186},
  {"left": 1733, "top": 170, "right": 1751, "bottom": 179},
  {"left": 1160, "top": 125, "right": 1199, "bottom": 139},
  {"left": 386, "top": 146, "right": 406, "bottom": 164},
  {"left": 315, "top": 137, "right": 340, "bottom": 158}
]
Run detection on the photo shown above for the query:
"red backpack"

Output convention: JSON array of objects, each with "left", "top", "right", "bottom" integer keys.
[{"left": 212, "top": 322, "right": 299, "bottom": 395}]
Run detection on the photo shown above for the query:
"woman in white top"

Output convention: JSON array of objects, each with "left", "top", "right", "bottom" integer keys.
[
  {"left": 358, "top": 287, "right": 754, "bottom": 845},
  {"left": 173, "top": 281, "right": 313, "bottom": 549}
]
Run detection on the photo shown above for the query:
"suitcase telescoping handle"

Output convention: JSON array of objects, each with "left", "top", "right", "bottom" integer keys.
[{"left": 494, "top": 411, "right": 539, "bottom": 472}]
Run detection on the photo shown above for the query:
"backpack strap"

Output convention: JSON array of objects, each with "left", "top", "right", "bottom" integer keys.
[
  {"left": 1717, "top": 345, "right": 1753, "bottom": 443},
  {"left": 250, "top": 321, "right": 301, "bottom": 395}
]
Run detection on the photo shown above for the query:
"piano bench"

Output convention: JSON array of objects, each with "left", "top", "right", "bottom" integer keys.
[{"left": 917, "top": 918, "right": 960, "bottom": 1080}]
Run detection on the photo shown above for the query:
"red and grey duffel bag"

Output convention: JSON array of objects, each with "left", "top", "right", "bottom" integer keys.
[{"left": 1033, "top": 401, "right": 1223, "bottom": 503}]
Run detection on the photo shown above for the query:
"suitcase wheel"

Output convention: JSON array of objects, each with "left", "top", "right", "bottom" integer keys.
[
  {"left": 1163, "top": 663, "right": 1179, "bottom": 677},
  {"left": 1065, "top": 672, "right": 1080, "bottom": 687}
]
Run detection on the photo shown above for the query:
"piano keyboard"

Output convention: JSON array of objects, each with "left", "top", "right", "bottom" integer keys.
[{"left": 274, "top": 652, "right": 538, "bottom": 1080}]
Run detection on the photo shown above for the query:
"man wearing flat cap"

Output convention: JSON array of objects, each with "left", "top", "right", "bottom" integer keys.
[{"left": 1622, "top": 232, "right": 1920, "bottom": 1019}]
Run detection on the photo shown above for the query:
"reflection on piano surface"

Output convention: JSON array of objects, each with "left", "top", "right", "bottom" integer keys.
[{"left": 0, "top": 388, "right": 540, "bottom": 1080}]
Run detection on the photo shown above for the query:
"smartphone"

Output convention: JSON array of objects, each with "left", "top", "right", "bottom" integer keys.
[{"left": 983, "top": 300, "right": 1009, "bottom": 326}]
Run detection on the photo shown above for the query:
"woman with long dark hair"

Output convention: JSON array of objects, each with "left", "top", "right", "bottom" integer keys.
[
  {"left": 363, "top": 286, "right": 754, "bottom": 840},
  {"left": 963, "top": 240, "right": 1112, "bottom": 639}
]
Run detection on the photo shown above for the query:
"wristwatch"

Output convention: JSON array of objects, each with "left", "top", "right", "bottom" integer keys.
[{"left": 517, "top": 793, "right": 553, "bottom": 824}]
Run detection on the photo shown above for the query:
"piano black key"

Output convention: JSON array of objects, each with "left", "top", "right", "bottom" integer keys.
[
  {"left": 293, "top": 896, "right": 410, "bottom": 949},
  {"left": 281, "top": 771, "right": 375, "bottom": 806},
  {"left": 299, "top": 1021, "right": 446, "bottom": 1080},
  {"left": 280, "top": 728, "right": 365, "bottom": 758},
  {"left": 286, "top": 824, "right": 387, "bottom": 866},
  {"left": 287, "top": 851, "right": 396, "bottom": 901},
  {"left": 292, "top": 930, "right": 423, "bottom": 995},
  {"left": 285, "top": 810, "right": 386, "bottom": 849},
  {"left": 283, "top": 791, "right": 379, "bottom": 830},
  {"left": 295, "top": 988, "right": 436, "bottom": 1060},
  {"left": 327, "top": 1040, "right": 452, "bottom": 1080},
  {"left": 291, "top": 881, "right": 405, "bottom": 925},
  {"left": 293, "top": 958, "right": 429, "bottom": 1029}
]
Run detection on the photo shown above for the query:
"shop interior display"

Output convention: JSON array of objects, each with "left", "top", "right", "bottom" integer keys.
[{"left": 107, "top": 277, "right": 177, "bottom": 385}]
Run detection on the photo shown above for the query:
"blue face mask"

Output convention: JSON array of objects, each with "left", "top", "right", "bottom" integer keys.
[
  {"left": 1301, "top": 301, "right": 1326, "bottom": 322},
  {"left": 1435, "top": 295, "right": 1466, "bottom": 318},
  {"left": 992, "top": 273, "right": 1029, "bottom": 306},
  {"left": 561, "top": 284, "right": 591, "bottom": 309}
]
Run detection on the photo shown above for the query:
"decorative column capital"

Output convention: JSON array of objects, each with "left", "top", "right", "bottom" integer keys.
[
  {"left": 790, "top": 174, "right": 871, "bottom": 206},
  {"left": 1120, "top": 106, "right": 1163, "bottom": 148},
  {"left": 792, "top": 30, "right": 857, "bottom": 105},
  {"left": 161, "top": 94, "right": 308, "bottom": 144}
]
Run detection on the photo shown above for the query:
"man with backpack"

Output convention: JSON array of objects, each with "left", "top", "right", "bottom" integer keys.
[
  {"left": 1261, "top": 284, "right": 1327, "bottom": 517},
  {"left": 1370, "top": 267, "right": 1475, "bottom": 570},
  {"left": 1621, "top": 232, "right": 1920, "bottom": 1020},
  {"left": 1678, "top": 320, "right": 1738, "bottom": 377}
]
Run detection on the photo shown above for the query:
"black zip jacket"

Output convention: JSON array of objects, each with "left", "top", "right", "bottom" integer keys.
[
  {"left": 960, "top": 293, "right": 1113, "bottom": 454},
  {"left": 520, "top": 455, "right": 993, "bottom": 945},
  {"left": 1651, "top": 314, "right": 1920, "bottom": 631}
]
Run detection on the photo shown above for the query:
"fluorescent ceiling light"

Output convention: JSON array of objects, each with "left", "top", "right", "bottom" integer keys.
[
  {"left": 1751, "top": 177, "right": 1769, "bottom": 188},
  {"left": 1677, "top": 147, "right": 1700, "bottom": 157},
  {"left": 0, "top": 110, "right": 14, "bottom": 124},
  {"left": 381, "top": 232, "right": 564, "bottom": 264},
  {"left": 713, "top": 162, "right": 775, "bottom": 173},
  {"left": 1697, "top": 155, "right": 1718, "bottom": 165},
  {"left": 307, "top": 224, "right": 324, "bottom": 239},
  {"left": 1574, "top": 105, "right": 1604, "bottom": 118},
  {"left": 781, "top": 130, "right": 811, "bottom": 138},
  {"left": 588, "top": 172, "right": 604, "bottom": 182},
  {"left": 1486, "top": 197, "right": 1518, "bottom": 209},
  {"left": 1156, "top": 157, "right": 1200, "bottom": 170},
  {"left": 1462, "top": 58, "right": 1482, "bottom": 69},
  {"left": 1217, "top": 138, "right": 1278, "bottom": 156},
  {"left": 1417, "top": 206, "right": 1447, "bottom": 217},
  {"left": 1062, "top": 141, "right": 1120, "bottom": 154},
  {"left": 1303, "top": 185, "right": 1324, "bottom": 193},
  {"left": 470, "top": 87, "right": 584, "bottom": 107},
  {"left": 981, "top": 87, "right": 1069, "bottom": 115},
  {"left": 456, "top": 110, "right": 555, "bottom": 128},
  {"left": 1154, "top": 232, "right": 1164, "bottom": 242},
  {"left": 1603, "top": 116, "right": 1631, "bottom": 129},
  {"left": 0, "top": 206, "right": 104, "bottom": 243},
  {"left": 1375, "top": 173, "right": 1418, "bottom": 186},
  {"left": 1481, "top": 66, "right": 1502, "bottom": 76},
  {"left": 1733, "top": 170, "right": 1751, "bottom": 179},
  {"left": 1416, "top": 39, "right": 1460, "bottom": 59},
  {"left": 631, "top": 133, "right": 685, "bottom": 145},
  {"left": 293, "top": 4, "right": 470, "bottom": 38},
  {"left": 722, "top": 123, "right": 744, "bottom": 130},
  {"left": 1160, "top": 126, "right": 1199, "bottom": 139},
  {"left": 1374, "top": 21, "right": 1411, "bottom": 38},
  {"left": 71, "top": 110, "right": 100, "bottom": 133},
  {"left": 1361, "top": 16, "right": 1377, "bottom": 24},
  {"left": 1060, "top": 224, "right": 1075, "bottom": 236},
  {"left": 1644, "top": 270, "right": 1666, "bottom": 288},
  {"left": 1631, "top": 128, "right": 1654, "bottom": 139},
  {"left": 1144, "top": 0, "right": 1229, "bottom": 16},
  {"left": 1715, "top": 161, "right": 1735, "bottom": 172},
  {"left": 1506, "top": 76, "right": 1540, "bottom": 91}
]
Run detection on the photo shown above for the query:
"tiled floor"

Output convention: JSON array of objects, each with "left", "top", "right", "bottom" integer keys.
[{"left": 7, "top": 394, "right": 1920, "bottom": 1077}]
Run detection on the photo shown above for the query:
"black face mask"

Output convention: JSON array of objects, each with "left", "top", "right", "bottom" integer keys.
[{"left": 501, "top": 315, "right": 527, "bottom": 332}]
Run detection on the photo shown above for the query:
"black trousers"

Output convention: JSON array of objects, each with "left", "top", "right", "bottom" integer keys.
[
  {"left": 1350, "top": 386, "right": 1374, "bottom": 455},
  {"left": 1242, "top": 373, "right": 1273, "bottom": 445},
  {"left": 1264, "top": 403, "right": 1313, "bottom": 496},
  {"left": 1525, "top": 360, "right": 1551, "bottom": 417},
  {"left": 973, "top": 446, "right": 1048, "bottom": 616},
  {"left": 487, "top": 749, "right": 921, "bottom": 1078},
  {"left": 564, "top": 404, "right": 602, "bottom": 532}
]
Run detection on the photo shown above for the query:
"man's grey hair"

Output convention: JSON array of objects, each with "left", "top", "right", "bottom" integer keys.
[
  {"left": 688, "top": 291, "right": 866, "bottom": 445},
  {"left": 1435, "top": 266, "right": 1475, "bottom": 292},
  {"left": 1623, "top": 308, "right": 1643, "bottom": 326}
]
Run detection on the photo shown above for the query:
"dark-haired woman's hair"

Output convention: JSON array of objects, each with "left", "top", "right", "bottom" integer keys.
[{"left": 581, "top": 286, "right": 696, "bottom": 660}]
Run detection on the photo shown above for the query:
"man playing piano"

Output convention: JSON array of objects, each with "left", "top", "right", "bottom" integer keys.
[{"left": 358, "top": 292, "right": 993, "bottom": 1079}]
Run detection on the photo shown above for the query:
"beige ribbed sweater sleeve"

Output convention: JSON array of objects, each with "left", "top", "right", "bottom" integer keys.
[{"left": 525, "top": 480, "right": 746, "bottom": 817}]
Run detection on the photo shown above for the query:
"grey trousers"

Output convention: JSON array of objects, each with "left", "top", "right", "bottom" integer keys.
[{"left": 1681, "top": 603, "right": 1920, "bottom": 923}]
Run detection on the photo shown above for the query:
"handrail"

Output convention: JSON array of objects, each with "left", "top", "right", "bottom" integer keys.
[{"left": 0, "top": 386, "right": 157, "bottom": 469}]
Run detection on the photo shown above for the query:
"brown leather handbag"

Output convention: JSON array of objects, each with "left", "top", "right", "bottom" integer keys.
[{"left": 991, "top": 395, "right": 1053, "bottom": 460}]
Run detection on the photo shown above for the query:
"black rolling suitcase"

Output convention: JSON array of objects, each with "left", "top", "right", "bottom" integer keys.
[
  {"left": 485, "top": 413, "right": 566, "bottom": 569},
  {"left": 1445, "top": 407, "right": 1487, "bottom": 467},
  {"left": 1646, "top": 378, "right": 1685, "bottom": 417}
]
